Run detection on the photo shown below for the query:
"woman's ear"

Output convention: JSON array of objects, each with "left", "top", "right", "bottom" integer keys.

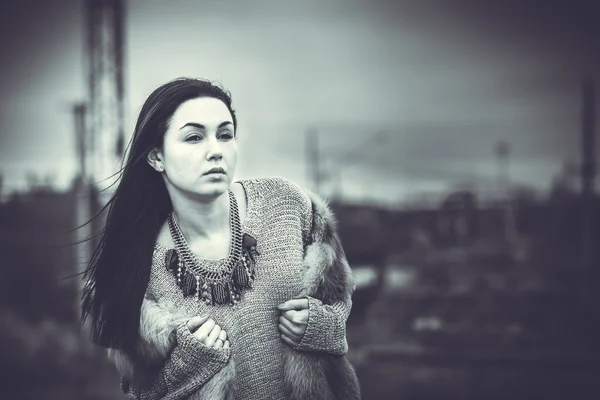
[{"left": 147, "top": 149, "right": 165, "bottom": 172}]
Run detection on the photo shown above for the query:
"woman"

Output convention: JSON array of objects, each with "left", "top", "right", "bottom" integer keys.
[{"left": 81, "top": 78, "right": 360, "bottom": 400}]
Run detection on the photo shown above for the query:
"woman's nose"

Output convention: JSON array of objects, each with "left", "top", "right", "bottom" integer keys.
[
  {"left": 209, "top": 152, "right": 223, "bottom": 161},
  {"left": 206, "top": 137, "right": 223, "bottom": 161}
]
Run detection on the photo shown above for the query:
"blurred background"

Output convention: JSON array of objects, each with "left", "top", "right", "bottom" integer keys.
[{"left": 1, "top": 0, "right": 599, "bottom": 398}]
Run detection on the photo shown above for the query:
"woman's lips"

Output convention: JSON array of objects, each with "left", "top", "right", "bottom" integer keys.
[{"left": 203, "top": 168, "right": 226, "bottom": 175}]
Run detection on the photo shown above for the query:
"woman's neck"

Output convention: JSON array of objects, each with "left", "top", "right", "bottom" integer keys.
[{"left": 171, "top": 191, "right": 230, "bottom": 240}]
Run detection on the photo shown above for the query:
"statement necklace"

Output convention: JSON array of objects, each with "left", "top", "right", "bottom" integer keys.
[{"left": 165, "top": 190, "right": 258, "bottom": 305}]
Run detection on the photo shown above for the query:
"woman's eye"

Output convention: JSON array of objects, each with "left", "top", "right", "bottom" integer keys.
[
  {"left": 185, "top": 134, "right": 203, "bottom": 142},
  {"left": 219, "top": 132, "right": 234, "bottom": 140}
]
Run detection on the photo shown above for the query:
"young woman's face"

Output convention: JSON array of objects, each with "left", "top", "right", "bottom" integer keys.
[{"left": 158, "top": 97, "right": 238, "bottom": 198}]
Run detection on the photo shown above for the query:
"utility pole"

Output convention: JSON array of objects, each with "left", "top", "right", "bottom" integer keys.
[
  {"left": 72, "top": 102, "right": 93, "bottom": 290},
  {"left": 74, "top": 103, "right": 88, "bottom": 180},
  {"left": 495, "top": 140, "right": 510, "bottom": 198},
  {"left": 494, "top": 140, "right": 517, "bottom": 242},
  {"left": 326, "top": 129, "right": 390, "bottom": 201}
]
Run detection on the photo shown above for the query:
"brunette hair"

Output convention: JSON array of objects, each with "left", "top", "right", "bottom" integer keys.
[{"left": 80, "top": 77, "right": 237, "bottom": 351}]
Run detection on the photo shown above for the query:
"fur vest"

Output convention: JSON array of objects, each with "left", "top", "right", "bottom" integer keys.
[{"left": 109, "top": 191, "right": 361, "bottom": 400}]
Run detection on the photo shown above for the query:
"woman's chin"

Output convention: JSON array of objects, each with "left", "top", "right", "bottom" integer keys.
[{"left": 196, "top": 180, "right": 231, "bottom": 197}]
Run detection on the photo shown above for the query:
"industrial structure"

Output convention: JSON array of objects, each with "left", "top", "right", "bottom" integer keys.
[{"left": 74, "top": 0, "right": 126, "bottom": 272}]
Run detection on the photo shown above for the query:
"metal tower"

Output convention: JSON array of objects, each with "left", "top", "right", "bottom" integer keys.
[
  {"left": 73, "top": 0, "right": 126, "bottom": 279},
  {"left": 86, "top": 0, "right": 126, "bottom": 191}
]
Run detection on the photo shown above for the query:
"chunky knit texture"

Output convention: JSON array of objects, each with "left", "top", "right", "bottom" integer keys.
[{"left": 121, "top": 177, "right": 352, "bottom": 400}]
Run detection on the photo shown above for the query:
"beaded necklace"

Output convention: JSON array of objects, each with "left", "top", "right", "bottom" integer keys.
[{"left": 165, "top": 190, "right": 258, "bottom": 305}]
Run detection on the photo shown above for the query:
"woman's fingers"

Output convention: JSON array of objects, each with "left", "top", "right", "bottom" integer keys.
[
  {"left": 279, "top": 315, "right": 304, "bottom": 336},
  {"left": 278, "top": 303, "right": 309, "bottom": 347},
  {"left": 186, "top": 316, "right": 230, "bottom": 349},
  {"left": 280, "top": 334, "right": 297, "bottom": 347},
  {"left": 278, "top": 322, "right": 302, "bottom": 342},
  {"left": 205, "top": 324, "right": 222, "bottom": 348},
  {"left": 277, "top": 298, "right": 309, "bottom": 311},
  {"left": 186, "top": 315, "right": 210, "bottom": 333},
  {"left": 214, "top": 328, "right": 228, "bottom": 349},
  {"left": 296, "top": 310, "right": 308, "bottom": 325},
  {"left": 193, "top": 318, "right": 215, "bottom": 342},
  {"left": 282, "top": 309, "right": 308, "bottom": 325}
]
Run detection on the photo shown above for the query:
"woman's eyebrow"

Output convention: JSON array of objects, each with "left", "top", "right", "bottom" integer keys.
[{"left": 179, "top": 121, "right": 233, "bottom": 130}]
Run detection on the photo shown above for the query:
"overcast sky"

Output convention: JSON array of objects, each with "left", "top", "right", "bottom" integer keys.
[{"left": 1, "top": 0, "right": 599, "bottom": 205}]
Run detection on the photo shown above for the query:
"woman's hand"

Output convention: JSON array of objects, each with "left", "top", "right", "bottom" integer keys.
[
  {"left": 186, "top": 315, "right": 230, "bottom": 349},
  {"left": 277, "top": 298, "right": 309, "bottom": 346}
]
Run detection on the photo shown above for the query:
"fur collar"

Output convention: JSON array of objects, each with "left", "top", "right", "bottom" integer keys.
[{"left": 109, "top": 191, "right": 360, "bottom": 400}]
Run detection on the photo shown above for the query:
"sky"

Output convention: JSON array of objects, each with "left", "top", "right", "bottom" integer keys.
[{"left": 0, "top": 0, "right": 599, "bottom": 205}]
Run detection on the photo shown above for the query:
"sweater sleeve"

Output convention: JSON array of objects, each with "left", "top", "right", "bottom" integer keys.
[
  {"left": 293, "top": 295, "right": 352, "bottom": 356},
  {"left": 117, "top": 323, "right": 230, "bottom": 400}
]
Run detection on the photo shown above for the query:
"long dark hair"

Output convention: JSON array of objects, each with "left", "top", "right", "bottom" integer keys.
[{"left": 80, "top": 77, "right": 237, "bottom": 352}]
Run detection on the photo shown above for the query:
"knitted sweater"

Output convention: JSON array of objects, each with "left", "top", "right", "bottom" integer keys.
[{"left": 116, "top": 177, "right": 354, "bottom": 400}]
